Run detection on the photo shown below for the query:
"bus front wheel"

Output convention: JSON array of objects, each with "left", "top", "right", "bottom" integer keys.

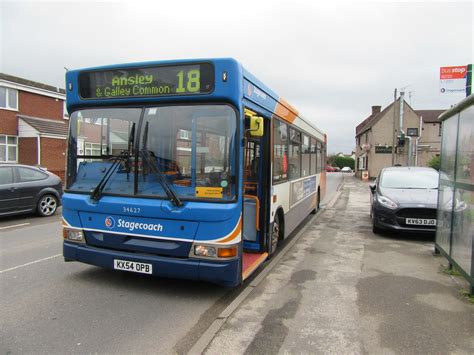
[{"left": 270, "top": 213, "right": 282, "bottom": 256}]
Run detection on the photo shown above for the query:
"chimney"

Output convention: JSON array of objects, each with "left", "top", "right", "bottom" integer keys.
[{"left": 372, "top": 106, "right": 381, "bottom": 115}]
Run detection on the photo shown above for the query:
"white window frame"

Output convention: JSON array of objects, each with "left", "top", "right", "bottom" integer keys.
[
  {"left": 63, "top": 100, "right": 69, "bottom": 119},
  {"left": 179, "top": 129, "right": 190, "bottom": 140},
  {"left": 0, "top": 86, "right": 19, "bottom": 111},
  {"left": 358, "top": 155, "right": 366, "bottom": 171},
  {"left": 0, "top": 135, "right": 18, "bottom": 162},
  {"left": 85, "top": 142, "right": 102, "bottom": 156}
]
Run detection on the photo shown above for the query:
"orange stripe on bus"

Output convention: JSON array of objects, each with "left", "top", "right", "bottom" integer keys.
[
  {"left": 275, "top": 98, "right": 299, "bottom": 123},
  {"left": 217, "top": 217, "right": 242, "bottom": 244}
]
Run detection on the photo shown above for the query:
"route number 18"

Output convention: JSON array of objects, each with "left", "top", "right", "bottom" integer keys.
[{"left": 176, "top": 70, "right": 201, "bottom": 93}]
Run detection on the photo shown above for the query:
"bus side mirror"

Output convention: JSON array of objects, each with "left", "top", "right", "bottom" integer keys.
[{"left": 250, "top": 116, "right": 264, "bottom": 137}]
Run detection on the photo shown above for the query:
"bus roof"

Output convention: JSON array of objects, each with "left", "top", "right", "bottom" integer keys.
[{"left": 66, "top": 58, "right": 325, "bottom": 140}]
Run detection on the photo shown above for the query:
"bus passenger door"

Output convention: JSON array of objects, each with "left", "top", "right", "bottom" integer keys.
[{"left": 242, "top": 110, "right": 271, "bottom": 280}]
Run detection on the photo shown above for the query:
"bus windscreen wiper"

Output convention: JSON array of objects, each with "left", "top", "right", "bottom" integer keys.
[
  {"left": 140, "top": 121, "right": 182, "bottom": 207},
  {"left": 91, "top": 123, "right": 135, "bottom": 201}
]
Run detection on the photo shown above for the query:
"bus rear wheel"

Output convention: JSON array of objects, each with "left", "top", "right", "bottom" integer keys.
[{"left": 311, "top": 188, "right": 320, "bottom": 214}]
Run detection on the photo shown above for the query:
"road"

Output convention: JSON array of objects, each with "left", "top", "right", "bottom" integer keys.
[{"left": 0, "top": 173, "right": 342, "bottom": 353}]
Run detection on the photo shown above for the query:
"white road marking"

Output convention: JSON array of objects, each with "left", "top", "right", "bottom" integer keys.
[
  {"left": 0, "top": 222, "right": 31, "bottom": 230},
  {"left": 0, "top": 254, "right": 62, "bottom": 274}
]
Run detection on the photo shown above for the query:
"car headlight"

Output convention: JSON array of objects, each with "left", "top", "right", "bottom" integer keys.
[{"left": 377, "top": 195, "right": 398, "bottom": 209}]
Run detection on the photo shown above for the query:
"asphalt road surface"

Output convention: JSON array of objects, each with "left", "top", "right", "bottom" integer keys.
[{"left": 0, "top": 173, "right": 343, "bottom": 353}]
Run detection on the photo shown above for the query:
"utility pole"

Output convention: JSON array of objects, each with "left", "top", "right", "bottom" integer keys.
[{"left": 391, "top": 89, "right": 397, "bottom": 165}]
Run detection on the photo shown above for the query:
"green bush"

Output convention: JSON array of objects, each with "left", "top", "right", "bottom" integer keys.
[
  {"left": 427, "top": 155, "right": 441, "bottom": 171},
  {"left": 334, "top": 156, "right": 355, "bottom": 169}
]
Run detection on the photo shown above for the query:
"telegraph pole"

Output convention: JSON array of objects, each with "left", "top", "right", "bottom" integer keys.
[{"left": 391, "top": 89, "right": 397, "bottom": 165}]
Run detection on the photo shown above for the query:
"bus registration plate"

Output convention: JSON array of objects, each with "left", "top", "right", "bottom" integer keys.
[
  {"left": 406, "top": 218, "right": 436, "bottom": 226},
  {"left": 114, "top": 259, "right": 152, "bottom": 274}
]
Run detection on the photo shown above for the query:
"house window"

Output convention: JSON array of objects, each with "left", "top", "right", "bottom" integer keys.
[
  {"left": 85, "top": 142, "right": 103, "bottom": 157},
  {"left": 0, "top": 86, "right": 18, "bottom": 110},
  {"left": 358, "top": 156, "right": 366, "bottom": 170},
  {"left": 0, "top": 135, "right": 18, "bottom": 162},
  {"left": 179, "top": 129, "right": 190, "bottom": 140}
]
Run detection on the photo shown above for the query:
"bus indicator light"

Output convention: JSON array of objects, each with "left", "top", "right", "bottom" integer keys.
[{"left": 217, "top": 246, "right": 237, "bottom": 258}]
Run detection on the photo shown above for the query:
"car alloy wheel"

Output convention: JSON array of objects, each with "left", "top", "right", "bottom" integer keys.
[{"left": 38, "top": 194, "right": 58, "bottom": 217}]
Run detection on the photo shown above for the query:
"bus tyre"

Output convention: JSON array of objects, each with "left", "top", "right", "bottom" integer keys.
[
  {"left": 270, "top": 214, "right": 281, "bottom": 256},
  {"left": 310, "top": 189, "right": 320, "bottom": 214},
  {"left": 37, "top": 194, "right": 58, "bottom": 217}
]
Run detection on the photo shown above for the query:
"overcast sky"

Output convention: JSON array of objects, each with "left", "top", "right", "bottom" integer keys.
[{"left": 1, "top": 0, "right": 472, "bottom": 153}]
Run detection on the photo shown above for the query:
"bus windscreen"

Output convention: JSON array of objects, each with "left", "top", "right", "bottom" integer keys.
[{"left": 78, "top": 63, "right": 214, "bottom": 99}]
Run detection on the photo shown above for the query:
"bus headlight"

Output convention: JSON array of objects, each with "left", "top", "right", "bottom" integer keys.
[
  {"left": 194, "top": 245, "right": 217, "bottom": 257},
  {"left": 193, "top": 244, "right": 238, "bottom": 259},
  {"left": 63, "top": 227, "right": 85, "bottom": 243}
]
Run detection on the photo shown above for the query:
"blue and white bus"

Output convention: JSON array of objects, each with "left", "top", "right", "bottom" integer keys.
[{"left": 62, "top": 58, "right": 326, "bottom": 286}]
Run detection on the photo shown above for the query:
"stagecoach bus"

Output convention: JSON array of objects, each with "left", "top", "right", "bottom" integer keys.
[{"left": 62, "top": 58, "right": 326, "bottom": 286}]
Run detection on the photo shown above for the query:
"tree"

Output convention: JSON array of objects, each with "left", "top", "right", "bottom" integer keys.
[
  {"left": 334, "top": 156, "right": 355, "bottom": 169},
  {"left": 327, "top": 154, "right": 337, "bottom": 166},
  {"left": 427, "top": 155, "right": 441, "bottom": 171}
]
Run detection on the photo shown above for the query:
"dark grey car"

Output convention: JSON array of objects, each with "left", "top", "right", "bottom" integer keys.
[
  {"left": 370, "top": 167, "right": 439, "bottom": 234},
  {"left": 0, "top": 164, "right": 63, "bottom": 217}
]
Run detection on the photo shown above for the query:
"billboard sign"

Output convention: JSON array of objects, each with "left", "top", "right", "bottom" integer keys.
[{"left": 440, "top": 66, "right": 467, "bottom": 95}]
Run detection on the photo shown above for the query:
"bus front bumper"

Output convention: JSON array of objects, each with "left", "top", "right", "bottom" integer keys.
[{"left": 63, "top": 242, "right": 241, "bottom": 287}]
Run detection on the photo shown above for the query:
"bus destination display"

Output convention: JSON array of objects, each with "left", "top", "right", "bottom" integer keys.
[{"left": 79, "top": 63, "right": 214, "bottom": 99}]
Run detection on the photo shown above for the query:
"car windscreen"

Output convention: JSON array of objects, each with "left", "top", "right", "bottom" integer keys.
[{"left": 380, "top": 169, "right": 439, "bottom": 189}]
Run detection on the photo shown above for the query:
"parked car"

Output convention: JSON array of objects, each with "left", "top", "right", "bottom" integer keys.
[
  {"left": 0, "top": 164, "right": 62, "bottom": 217},
  {"left": 341, "top": 166, "right": 353, "bottom": 173},
  {"left": 370, "top": 166, "right": 438, "bottom": 234},
  {"left": 325, "top": 165, "right": 335, "bottom": 172}
]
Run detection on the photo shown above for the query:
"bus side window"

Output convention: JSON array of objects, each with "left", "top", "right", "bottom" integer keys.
[
  {"left": 288, "top": 128, "right": 301, "bottom": 180},
  {"left": 310, "top": 137, "right": 317, "bottom": 175},
  {"left": 272, "top": 119, "right": 288, "bottom": 183}
]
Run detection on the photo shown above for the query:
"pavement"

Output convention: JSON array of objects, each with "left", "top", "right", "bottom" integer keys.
[{"left": 200, "top": 175, "right": 474, "bottom": 354}]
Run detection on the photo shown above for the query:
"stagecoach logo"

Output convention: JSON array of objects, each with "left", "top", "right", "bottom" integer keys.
[
  {"left": 105, "top": 216, "right": 115, "bottom": 229},
  {"left": 247, "top": 83, "right": 252, "bottom": 96}
]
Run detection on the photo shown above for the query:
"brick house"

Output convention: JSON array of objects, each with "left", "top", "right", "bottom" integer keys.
[
  {"left": 355, "top": 97, "right": 445, "bottom": 179},
  {"left": 0, "top": 73, "right": 68, "bottom": 180}
]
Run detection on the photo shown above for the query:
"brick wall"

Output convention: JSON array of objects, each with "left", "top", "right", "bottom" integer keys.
[
  {"left": 18, "top": 137, "right": 38, "bottom": 165},
  {"left": 0, "top": 109, "right": 18, "bottom": 135},
  {"left": 19, "top": 91, "right": 64, "bottom": 120},
  {"left": 41, "top": 137, "right": 67, "bottom": 181}
]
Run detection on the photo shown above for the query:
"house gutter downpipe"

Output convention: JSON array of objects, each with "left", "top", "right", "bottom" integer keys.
[{"left": 399, "top": 91, "right": 412, "bottom": 165}]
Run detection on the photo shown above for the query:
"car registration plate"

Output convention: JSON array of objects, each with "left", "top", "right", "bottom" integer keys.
[
  {"left": 406, "top": 218, "right": 436, "bottom": 226},
  {"left": 114, "top": 259, "right": 152, "bottom": 274}
]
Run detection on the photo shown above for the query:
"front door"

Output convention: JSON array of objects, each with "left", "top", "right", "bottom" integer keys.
[{"left": 242, "top": 112, "right": 270, "bottom": 253}]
